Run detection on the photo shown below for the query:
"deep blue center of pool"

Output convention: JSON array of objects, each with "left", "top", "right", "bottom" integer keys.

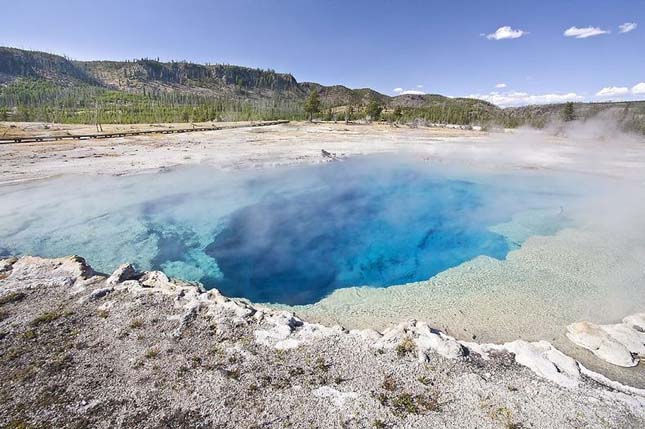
[
  {"left": 0, "top": 158, "right": 573, "bottom": 305},
  {"left": 200, "top": 176, "right": 510, "bottom": 304}
]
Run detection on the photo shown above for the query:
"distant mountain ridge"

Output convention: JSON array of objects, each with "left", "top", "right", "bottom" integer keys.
[
  {"left": 0, "top": 47, "right": 99, "bottom": 86},
  {"left": 0, "top": 46, "right": 498, "bottom": 109},
  {"left": 0, "top": 46, "right": 643, "bottom": 133}
]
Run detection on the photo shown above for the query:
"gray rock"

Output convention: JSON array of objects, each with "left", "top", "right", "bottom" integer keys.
[
  {"left": 106, "top": 263, "right": 138, "bottom": 286},
  {"left": 138, "top": 271, "right": 172, "bottom": 289},
  {"left": 0, "top": 257, "right": 18, "bottom": 273},
  {"left": 89, "top": 287, "right": 113, "bottom": 300}
]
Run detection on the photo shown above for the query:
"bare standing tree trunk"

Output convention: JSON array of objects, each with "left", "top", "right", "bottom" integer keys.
[
  {"left": 345, "top": 104, "right": 354, "bottom": 125},
  {"left": 94, "top": 101, "right": 103, "bottom": 132}
]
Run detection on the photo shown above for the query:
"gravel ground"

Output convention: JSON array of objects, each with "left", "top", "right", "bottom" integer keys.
[
  {"left": 0, "top": 121, "right": 479, "bottom": 185},
  {"left": 0, "top": 256, "right": 643, "bottom": 428}
]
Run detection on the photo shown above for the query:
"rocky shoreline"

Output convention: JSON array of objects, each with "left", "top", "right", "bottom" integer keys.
[{"left": 1, "top": 255, "right": 644, "bottom": 428}]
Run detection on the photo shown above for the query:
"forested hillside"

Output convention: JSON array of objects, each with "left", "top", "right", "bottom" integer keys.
[
  {"left": 503, "top": 101, "right": 645, "bottom": 134},
  {"left": 1, "top": 46, "right": 643, "bottom": 132}
]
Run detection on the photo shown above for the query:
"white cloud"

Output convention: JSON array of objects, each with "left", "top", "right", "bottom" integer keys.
[
  {"left": 486, "top": 26, "right": 526, "bottom": 40},
  {"left": 619, "top": 22, "right": 637, "bottom": 33},
  {"left": 468, "top": 91, "right": 582, "bottom": 107},
  {"left": 399, "top": 90, "right": 425, "bottom": 95},
  {"left": 596, "top": 86, "right": 629, "bottom": 97},
  {"left": 393, "top": 87, "right": 425, "bottom": 95},
  {"left": 563, "top": 26, "right": 610, "bottom": 38},
  {"left": 632, "top": 82, "right": 645, "bottom": 94},
  {"left": 495, "top": 83, "right": 507, "bottom": 88}
]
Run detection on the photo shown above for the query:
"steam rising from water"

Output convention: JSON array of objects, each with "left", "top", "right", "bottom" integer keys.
[
  {"left": 202, "top": 167, "right": 565, "bottom": 304},
  {"left": 0, "top": 156, "right": 578, "bottom": 305}
]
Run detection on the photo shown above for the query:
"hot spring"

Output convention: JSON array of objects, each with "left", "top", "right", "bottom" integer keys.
[
  {"left": 0, "top": 156, "right": 574, "bottom": 306},
  {"left": 5, "top": 154, "right": 645, "bottom": 385}
]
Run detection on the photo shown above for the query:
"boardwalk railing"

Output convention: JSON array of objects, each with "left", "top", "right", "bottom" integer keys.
[{"left": 0, "top": 120, "right": 290, "bottom": 144}]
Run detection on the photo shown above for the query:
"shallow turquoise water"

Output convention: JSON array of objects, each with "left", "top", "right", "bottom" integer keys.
[{"left": 0, "top": 157, "right": 576, "bottom": 305}]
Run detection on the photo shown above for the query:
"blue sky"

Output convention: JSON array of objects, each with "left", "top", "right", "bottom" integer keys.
[{"left": 1, "top": 0, "right": 644, "bottom": 106}]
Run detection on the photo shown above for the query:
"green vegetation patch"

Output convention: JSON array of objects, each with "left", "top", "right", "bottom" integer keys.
[
  {"left": 30, "top": 310, "right": 64, "bottom": 327},
  {"left": 0, "top": 291, "right": 26, "bottom": 306},
  {"left": 396, "top": 336, "right": 416, "bottom": 357}
]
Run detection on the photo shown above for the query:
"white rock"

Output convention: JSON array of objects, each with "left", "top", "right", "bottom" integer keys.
[
  {"left": 254, "top": 312, "right": 341, "bottom": 349},
  {"left": 9, "top": 256, "right": 93, "bottom": 286},
  {"left": 349, "top": 328, "right": 382, "bottom": 342},
  {"left": 106, "top": 264, "right": 138, "bottom": 286},
  {"left": 121, "top": 280, "right": 141, "bottom": 288},
  {"left": 623, "top": 313, "right": 645, "bottom": 332},
  {"left": 297, "top": 323, "right": 344, "bottom": 340},
  {"left": 459, "top": 341, "right": 490, "bottom": 359},
  {"left": 97, "top": 301, "right": 114, "bottom": 311},
  {"left": 579, "top": 363, "right": 645, "bottom": 398},
  {"left": 216, "top": 300, "right": 255, "bottom": 319},
  {"left": 312, "top": 386, "right": 358, "bottom": 407},
  {"left": 600, "top": 323, "right": 645, "bottom": 357},
  {"left": 499, "top": 340, "right": 580, "bottom": 388},
  {"left": 566, "top": 321, "right": 637, "bottom": 367},
  {"left": 139, "top": 271, "right": 173, "bottom": 289},
  {"left": 464, "top": 340, "right": 581, "bottom": 388},
  {"left": 173, "top": 302, "right": 201, "bottom": 337},
  {"left": 415, "top": 331, "right": 464, "bottom": 361},
  {"left": 254, "top": 324, "right": 293, "bottom": 346},
  {"left": 373, "top": 324, "right": 407, "bottom": 350},
  {"left": 274, "top": 338, "right": 302, "bottom": 350},
  {"left": 253, "top": 312, "right": 299, "bottom": 346}
]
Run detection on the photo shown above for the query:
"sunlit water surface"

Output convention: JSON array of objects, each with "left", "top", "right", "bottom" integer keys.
[{"left": 0, "top": 157, "right": 577, "bottom": 305}]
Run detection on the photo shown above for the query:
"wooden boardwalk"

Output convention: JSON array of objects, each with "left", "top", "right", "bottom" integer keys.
[{"left": 0, "top": 120, "right": 290, "bottom": 144}]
